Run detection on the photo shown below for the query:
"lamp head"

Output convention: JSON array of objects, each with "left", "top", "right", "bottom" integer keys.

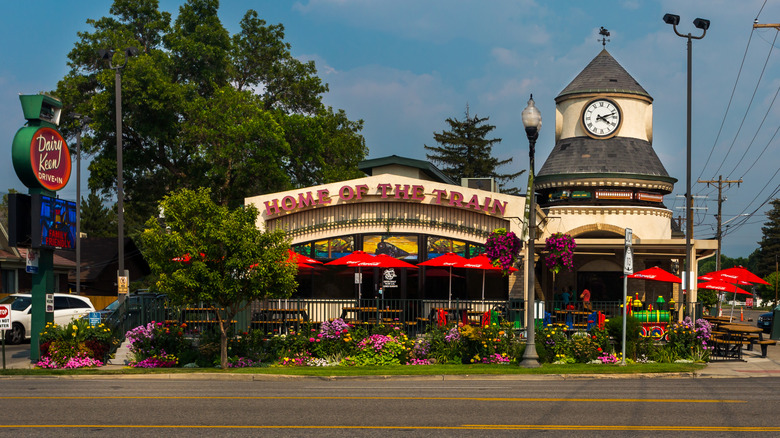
[
  {"left": 124, "top": 47, "right": 140, "bottom": 57},
  {"left": 521, "top": 94, "right": 542, "bottom": 132},
  {"left": 98, "top": 49, "right": 113, "bottom": 60},
  {"left": 693, "top": 18, "right": 710, "bottom": 31},
  {"left": 663, "top": 13, "right": 680, "bottom": 26}
]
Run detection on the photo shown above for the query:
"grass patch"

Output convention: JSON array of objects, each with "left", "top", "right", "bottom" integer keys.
[{"left": 0, "top": 362, "right": 704, "bottom": 377}]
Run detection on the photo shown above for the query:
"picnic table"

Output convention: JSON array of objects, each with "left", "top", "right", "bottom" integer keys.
[
  {"left": 554, "top": 309, "right": 592, "bottom": 329},
  {"left": 341, "top": 307, "right": 403, "bottom": 324},
  {"left": 719, "top": 323, "right": 776, "bottom": 358},
  {"left": 252, "top": 308, "right": 309, "bottom": 333}
]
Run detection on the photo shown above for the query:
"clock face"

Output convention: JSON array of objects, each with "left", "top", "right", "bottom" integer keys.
[{"left": 582, "top": 98, "right": 621, "bottom": 138}]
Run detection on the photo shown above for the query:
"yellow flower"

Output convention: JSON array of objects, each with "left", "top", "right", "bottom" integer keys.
[{"left": 72, "top": 325, "right": 78, "bottom": 331}]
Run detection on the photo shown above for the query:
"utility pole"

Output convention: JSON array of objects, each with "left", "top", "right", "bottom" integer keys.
[
  {"left": 775, "top": 254, "right": 778, "bottom": 306},
  {"left": 699, "top": 176, "right": 741, "bottom": 315},
  {"left": 699, "top": 176, "right": 742, "bottom": 271}
]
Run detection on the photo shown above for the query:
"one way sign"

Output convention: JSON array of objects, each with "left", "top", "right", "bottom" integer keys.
[{"left": 624, "top": 247, "right": 633, "bottom": 275}]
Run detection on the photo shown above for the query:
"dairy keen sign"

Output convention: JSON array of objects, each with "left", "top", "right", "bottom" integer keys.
[{"left": 12, "top": 126, "right": 71, "bottom": 191}]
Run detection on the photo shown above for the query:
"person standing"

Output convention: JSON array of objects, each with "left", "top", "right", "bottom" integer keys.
[{"left": 580, "top": 288, "right": 592, "bottom": 312}]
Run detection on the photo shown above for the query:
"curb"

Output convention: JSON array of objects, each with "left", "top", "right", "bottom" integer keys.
[{"left": 0, "top": 371, "right": 700, "bottom": 381}]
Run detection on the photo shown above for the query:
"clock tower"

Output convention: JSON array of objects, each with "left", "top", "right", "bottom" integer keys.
[{"left": 533, "top": 47, "right": 682, "bottom": 303}]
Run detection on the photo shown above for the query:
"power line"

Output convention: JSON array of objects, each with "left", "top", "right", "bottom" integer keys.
[
  {"left": 696, "top": 23, "right": 756, "bottom": 181},
  {"left": 709, "top": 26, "right": 777, "bottom": 179}
]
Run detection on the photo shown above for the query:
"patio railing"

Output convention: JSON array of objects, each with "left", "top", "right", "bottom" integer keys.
[{"left": 105, "top": 296, "right": 702, "bottom": 340}]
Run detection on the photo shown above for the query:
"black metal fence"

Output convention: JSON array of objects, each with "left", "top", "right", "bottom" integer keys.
[{"left": 104, "top": 295, "right": 707, "bottom": 340}]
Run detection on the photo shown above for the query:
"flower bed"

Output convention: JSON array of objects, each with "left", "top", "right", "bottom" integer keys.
[
  {"left": 36, "top": 319, "right": 117, "bottom": 369},
  {"left": 114, "top": 315, "right": 715, "bottom": 369}
]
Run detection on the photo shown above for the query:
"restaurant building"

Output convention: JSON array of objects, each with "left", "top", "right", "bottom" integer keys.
[
  {"left": 245, "top": 47, "right": 717, "bottom": 314},
  {"left": 533, "top": 48, "right": 715, "bottom": 310},
  {"left": 245, "top": 156, "right": 526, "bottom": 302}
]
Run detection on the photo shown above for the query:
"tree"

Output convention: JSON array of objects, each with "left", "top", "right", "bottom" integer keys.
[
  {"left": 54, "top": 0, "right": 366, "bottom": 226},
  {"left": 756, "top": 199, "right": 780, "bottom": 278},
  {"left": 0, "top": 189, "right": 20, "bottom": 230},
  {"left": 139, "top": 187, "right": 297, "bottom": 369},
  {"left": 757, "top": 271, "right": 779, "bottom": 305},
  {"left": 80, "top": 190, "right": 116, "bottom": 238},
  {"left": 424, "top": 105, "right": 524, "bottom": 194}
]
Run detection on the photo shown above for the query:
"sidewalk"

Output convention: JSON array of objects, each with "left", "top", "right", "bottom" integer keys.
[
  {"left": 3, "top": 341, "right": 780, "bottom": 377},
  {"left": 695, "top": 339, "right": 780, "bottom": 378}
]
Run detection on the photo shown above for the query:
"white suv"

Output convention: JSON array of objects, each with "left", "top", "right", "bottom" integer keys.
[{"left": 0, "top": 293, "right": 96, "bottom": 344}]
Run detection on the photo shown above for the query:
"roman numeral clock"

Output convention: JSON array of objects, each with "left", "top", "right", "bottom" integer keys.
[{"left": 581, "top": 98, "right": 622, "bottom": 139}]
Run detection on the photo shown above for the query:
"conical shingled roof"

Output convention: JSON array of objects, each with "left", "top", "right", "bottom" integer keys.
[
  {"left": 556, "top": 49, "right": 650, "bottom": 101},
  {"left": 536, "top": 136, "right": 673, "bottom": 180}
]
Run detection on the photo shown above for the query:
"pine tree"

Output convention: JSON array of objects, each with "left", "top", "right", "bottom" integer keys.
[
  {"left": 80, "top": 190, "right": 116, "bottom": 238},
  {"left": 424, "top": 106, "right": 524, "bottom": 194},
  {"left": 756, "top": 198, "right": 780, "bottom": 277}
]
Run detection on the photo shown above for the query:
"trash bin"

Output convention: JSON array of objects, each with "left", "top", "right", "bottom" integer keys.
[{"left": 770, "top": 305, "right": 780, "bottom": 341}]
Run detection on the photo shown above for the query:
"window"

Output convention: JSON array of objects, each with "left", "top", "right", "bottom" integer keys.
[
  {"left": 53, "top": 296, "right": 70, "bottom": 310},
  {"left": 364, "top": 234, "right": 418, "bottom": 260},
  {"left": 1, "top": 268, "right": 17, "bottom": 294},
  {"left": 67, "top": 297, "right": 91, "bottom": 309},
  {"left": 314, "top": 237, "right": 354, "bottom": 259},
  {"left": 427, "top": 237, "right": 466, "bottom": 258}
]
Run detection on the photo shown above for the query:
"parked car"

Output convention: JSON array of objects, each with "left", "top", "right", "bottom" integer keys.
[
  {"left": 90, "top": 298, "right": 122, "bottom": 323},
  {"left": 758, "top": 311, "right": 774, "bottom": 334},
  {"left": 0, "top": 293, "right": 96, "bottom": 344}
]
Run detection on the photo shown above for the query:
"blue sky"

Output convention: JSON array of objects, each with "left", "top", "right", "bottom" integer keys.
[{"left": 2, "top": 0, "right": 780, "bottom": 259}]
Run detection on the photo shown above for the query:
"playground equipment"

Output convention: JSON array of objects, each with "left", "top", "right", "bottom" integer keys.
[{"left": 628, "top": 294, "right": 672, "bottom": 339}]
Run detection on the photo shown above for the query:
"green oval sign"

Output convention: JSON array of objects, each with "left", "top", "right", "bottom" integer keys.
[{"left": 12, "top": 125, "right": 72, "bottom": 191}]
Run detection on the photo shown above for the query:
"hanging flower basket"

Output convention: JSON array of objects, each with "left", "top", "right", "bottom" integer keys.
[
  {"left": 544, "top": 233, "right": 576, "bottom": 274},
  {"left": 485, "top": 228, "right": 521, "bottom": 275}
]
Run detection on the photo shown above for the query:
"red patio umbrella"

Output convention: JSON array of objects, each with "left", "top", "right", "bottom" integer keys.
[
  {"left": 704, "top": 266, "right": 767, "bottom": 319},
  {"left": 697, "top": 279, "right": 751, "bottom": 295},
  {"left": 172, "top": 252, "right": 206, "bottom": 263},
  {"left": 457, "top": 254, "right": 518, "bottom": 300},
  {"left": 325, "top": 251, "right": 377, "bottom": 300},
  {"left": 419, "top": 252, "right": 469, "bottom": 306},
  {"left": 354, "top": 254, "right": 418, "bottom": 269},
  {"left": 286, "top": 249, "right": 322, "bottom": 267},
  {"left": 704, "top": 266, "right": 770, "bottom": 286},
  {"left": 627, "top": 266, "right": 682, "bottom": 283}
]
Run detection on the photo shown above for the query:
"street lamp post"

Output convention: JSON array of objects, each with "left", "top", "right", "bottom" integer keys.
[
  {"left": 74, "top": 115, "right": 88, "bottom": 296},
  {"left": 99, "top": 47, "right": 138, "bottom": 302},
  {"left": 520, "top": 94, "right": 542, "bottom": 368},
  {"left": 663, "top": 13, "right": 709, "bottom": 318}
]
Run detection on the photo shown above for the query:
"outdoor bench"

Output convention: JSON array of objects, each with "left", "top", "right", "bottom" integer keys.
[{"left": 755, "top": 339, "right": 777, "bottom": 357}]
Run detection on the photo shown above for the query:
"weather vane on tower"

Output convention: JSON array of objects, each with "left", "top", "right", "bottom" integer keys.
[{"left": 599, "top": 27, "right": 610, "bottom": 47}]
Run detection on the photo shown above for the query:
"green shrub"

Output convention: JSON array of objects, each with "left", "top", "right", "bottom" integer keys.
[
  {"left": 536, "top": 323, "right": 569, "bottom": 363},
  {"left": 605, "top": 316, "right": 642, "bottom": 360},
  {"left": 424, "top": 324, "right": 463, "bottom": 364}
]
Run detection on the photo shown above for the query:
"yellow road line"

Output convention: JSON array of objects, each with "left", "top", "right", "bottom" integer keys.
[
  {"left": 0, "top": 395, "right": 744, "bottom": 403},
  {"left": 0, "top": 425, "right": 777, "bottom": 431}
]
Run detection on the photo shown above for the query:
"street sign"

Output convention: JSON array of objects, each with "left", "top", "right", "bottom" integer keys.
[
  {"left": 88, "top": 312, "right": 101, "bottom": 326},
  {"left": 0, "top": 304, "right": 11, "bottom": 330},
  {"left": 45, "top": 294, "right": 54, "bottom": 313},
  {"left": 624, "top": 247, "right": 634, "bottom": 275},
  {"left": 26, "top": 249, "right": 39, "bottom": 274},
  {"left": 118, "top": 275, "right": 129, "bottom": 295},
  {"left": 625, "top": 228, "right": 633, "bottom": 246}
]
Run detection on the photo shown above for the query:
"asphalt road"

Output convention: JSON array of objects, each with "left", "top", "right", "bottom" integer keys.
[{"left": 0, "top": 377, "right": 778, "bottom": 437}]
